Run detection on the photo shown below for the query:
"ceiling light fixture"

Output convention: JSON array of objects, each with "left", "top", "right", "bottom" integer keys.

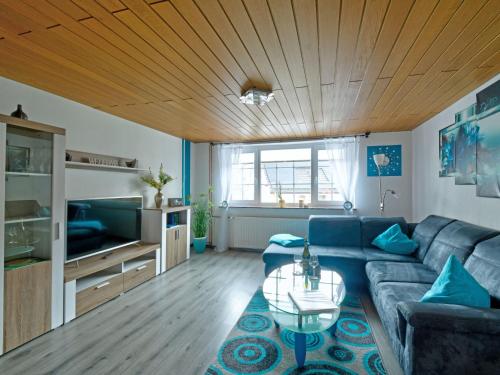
[{"left": 239, "top": 88, "right": 275, "bottom": 106}]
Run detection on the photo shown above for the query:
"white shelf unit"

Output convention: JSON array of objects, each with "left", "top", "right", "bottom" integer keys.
[
  {"left": 65, "top": 161, "right": 148, "bottom": 173},
  {"left": 64, "top": 243, "right": 161, "bottom": 324},
  {"left": 142, "top": 206, "right": 191, "bottom": 273},
  {"left": 0, "top": 114, "right": 66, "bottom": 355}
]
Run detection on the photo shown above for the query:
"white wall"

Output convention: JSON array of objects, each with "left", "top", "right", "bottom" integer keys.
[
  {"left": 192, "top": 132, "right": 412, "bottom": 249},
  {"left": 412, "top": 74, "right": 500, "bottom": 230},
  {"left": 196, "top": 131, "right": 412, "bottom": 219},
  {"left": 357, "top": 132, "right": 412, "bottom": 219},
  {"left": 0, "top": 77, "right": 182, "bottom": 207},
  {"left": 190, "top": 142, "right": 210, "bottom": 199}
]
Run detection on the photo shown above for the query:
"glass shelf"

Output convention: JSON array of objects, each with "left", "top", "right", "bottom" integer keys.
[
  {"left": 5, "top": 217, "right": 51, "bottom": 225},
  {"left": 5, "top": 125, "right": 53, "bottom": 262},
  {"left": 6, "top": 171, "right": 52, "bottom": 177}
]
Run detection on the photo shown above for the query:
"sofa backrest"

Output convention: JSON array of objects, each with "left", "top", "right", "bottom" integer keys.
[
  {"left": 465, "top": 235, "right": 500, "bottom": 302},
  {"left": 308, "top": 215, "right": 361, "bottom": 247},
  {"left": 360, "top": 216, "right": 408, "bottom": 248},
  {"left": 412, "top": 215, "right": 455, "bottom": 260},
  {"left": 423, "top": 220, "right": 499, "bottom": 274}
]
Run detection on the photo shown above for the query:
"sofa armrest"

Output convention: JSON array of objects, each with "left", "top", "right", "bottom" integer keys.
[
  {"left": 397, "top": 301, "right": 500, "bottom": 339},
  {"left": 397, "top": 302, "right": 500, "bottom": 374}
]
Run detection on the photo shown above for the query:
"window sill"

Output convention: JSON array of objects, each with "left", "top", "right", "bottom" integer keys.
[{"left": 224, "top": 205, "right": 352, "bottom": 210}]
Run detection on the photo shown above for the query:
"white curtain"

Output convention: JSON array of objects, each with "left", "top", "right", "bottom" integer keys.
[
  {"left": 324, "top": 137, "right": 359, "bottom": 207},
  {"left": 215, "top": 144, "right": 241, "bottom": 252}
]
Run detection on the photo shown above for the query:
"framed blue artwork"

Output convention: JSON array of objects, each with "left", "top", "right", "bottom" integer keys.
[{"left": 367, "top": 145, "right": 402, "bottom": 176}]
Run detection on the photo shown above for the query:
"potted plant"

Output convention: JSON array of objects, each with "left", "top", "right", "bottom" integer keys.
[
  {"left": 191, "top": 188, "right": 213, "bottom": 253},
  {"left": 278, "top": 183, "right": 286, "bottom": 208},
  {"left": 141, "top": 164, "right": 174, "bottom": 208}
]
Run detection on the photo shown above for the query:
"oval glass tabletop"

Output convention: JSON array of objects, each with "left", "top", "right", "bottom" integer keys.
[{"left": 262, "top": 263, "right": 346, "bottom": 333}]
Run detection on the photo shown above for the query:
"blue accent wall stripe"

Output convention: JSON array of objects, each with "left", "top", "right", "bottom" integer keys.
[{"left": 182, "top": 139, "right": 191, "bottom": 205}]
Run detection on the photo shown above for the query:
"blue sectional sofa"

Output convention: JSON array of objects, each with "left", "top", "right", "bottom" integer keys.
[{"left": 262, "top": 215, "right": 500, "bottom": 375}]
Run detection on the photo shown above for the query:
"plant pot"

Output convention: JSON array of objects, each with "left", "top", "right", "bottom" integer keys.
[
  {"left": 279, "top": 199, "right": 286, "bottom": 208},
  {"left": 193, "top": 236, "right": 207, "bottom": 253},
  {"left": 154, "top": 190, "right": 164, "bottom": 208}
]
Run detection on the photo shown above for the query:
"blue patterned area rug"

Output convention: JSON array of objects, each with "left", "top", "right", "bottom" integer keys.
[{"left": 205, "top": 288, "right": 386, "bottom": 375}]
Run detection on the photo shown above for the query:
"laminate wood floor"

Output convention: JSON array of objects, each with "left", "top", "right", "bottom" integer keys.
[
  {"left": 0, "top": 250, "right": 264, "bottom": 375},
  {"left": 0, "top": 250, "right": 402, "bottom": 375}
]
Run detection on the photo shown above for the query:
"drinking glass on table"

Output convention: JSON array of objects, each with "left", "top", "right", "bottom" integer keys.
[
  {"left": 293, "top": 254, "right": 303, "bottom": 275},
  {"left": 310, "top": 255, "right": 319, "bottom": 280}
]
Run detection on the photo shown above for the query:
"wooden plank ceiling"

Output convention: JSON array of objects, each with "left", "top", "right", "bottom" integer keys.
[{"left": 0, "top": 0, "right": 498, "bottom": 142}]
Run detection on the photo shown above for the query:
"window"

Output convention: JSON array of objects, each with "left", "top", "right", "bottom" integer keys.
[
  {"left": 230, "top": 152, "right": 255, "bottom": 202},
  {"left": 261, "top": 148, "right": 311, "bottom": 204},
  {"left": 318, "top": 150, "right": 343, "bottom": 202},
  {"left": 227, "top": 142, "right": 343, "bottom": 207}
]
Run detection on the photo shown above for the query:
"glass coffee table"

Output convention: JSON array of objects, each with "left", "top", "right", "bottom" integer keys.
[{"left": 262, "top": 263, "right": 346, "bottom": 367}]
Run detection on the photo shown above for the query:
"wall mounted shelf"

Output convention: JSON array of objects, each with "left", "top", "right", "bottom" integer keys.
[
  {"left": 65, "top": 149, "right": 147, "bottom": 173},
  {"left": 65, "top": 161, "right": 147, "bottom": 173}
]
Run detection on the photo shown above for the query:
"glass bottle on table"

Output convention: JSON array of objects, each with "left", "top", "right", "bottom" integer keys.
[{"left": 302, "top": 237, "right": 310, "bottom": 274}]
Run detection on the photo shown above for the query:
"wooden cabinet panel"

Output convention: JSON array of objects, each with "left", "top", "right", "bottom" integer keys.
[
  {"left": 64, "top": 243, "right": 160, "bottom": 282},
  {"left": 176, "top": 225, "right": 188, "bottom": 265},
  {"left": 76, "top": 273, "right": 122, "bottom": 317},
  {"left": 123, "top": 259, "right": 156, "bottom": 292},
  {"left": 4, "top": 261, "right": 52, "bottom": 352},
  {"left": 166, "top": 228, "right": 177, "bottom": 270}
]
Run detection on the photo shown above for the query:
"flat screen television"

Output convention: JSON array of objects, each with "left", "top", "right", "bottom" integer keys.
[{"left": 66, "top": 196, "right": 142, "bottom": 262}]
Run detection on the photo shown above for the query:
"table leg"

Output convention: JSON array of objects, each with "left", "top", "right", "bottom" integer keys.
[
  {"left": 274, "top": 320, "right": 280, "bottom": 329},
  {"left": 329, "top": 321, "right": 338, "bottom": 336},
  {"left": 294, "top": 332, "right": 306, "bottom": 368}
]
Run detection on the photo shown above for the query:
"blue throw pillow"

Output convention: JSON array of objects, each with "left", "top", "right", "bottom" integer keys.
[
  {"left": 371, "top": 224, "right": 418, "bottom": 255},
  {"left": 420, "top": 255, "right": 490, "bottom": 308},
  {"left": 269, "top": 234, "right": 304, "bottom": 247}
]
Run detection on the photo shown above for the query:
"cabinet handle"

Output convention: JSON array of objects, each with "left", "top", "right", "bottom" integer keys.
[
  {"left": 54, "top": 222, "right": 60, "bottom": 240},
  {"left": 95, "top": 282, "right": 110, "bottom": 289},
  {"left": 136, "top": 265, "right": 147, "bottom": 271}
]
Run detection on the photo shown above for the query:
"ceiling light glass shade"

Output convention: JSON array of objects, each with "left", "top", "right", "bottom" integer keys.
[{"left": 239, "top": 88, "right": 275, "bottom": 106}]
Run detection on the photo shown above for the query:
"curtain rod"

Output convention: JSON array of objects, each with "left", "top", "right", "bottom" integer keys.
[{"left": 210, "top": 131, "right": 370, "bottom": 146}]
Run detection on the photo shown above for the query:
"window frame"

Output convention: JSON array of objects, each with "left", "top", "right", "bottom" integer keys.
[{"left": 229, "top": 142, "right": 344, "bottom": 208}]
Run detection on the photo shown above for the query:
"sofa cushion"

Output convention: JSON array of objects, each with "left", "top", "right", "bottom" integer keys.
[
  {"left": 308, "top": 215, "right": 361, "bottom": 247},
  {"left": 371, "top": 224, "right": 418, "bottom": 254},
  {"left": 363, "top": 248, "right": 419, "bottom": 263},
  {"left": 465, "top": 235, "right": 500, "bottom": 301},
  {"left": 360, "top": 216, "right": 408, "bottom": 248},
  {"left": 412, "top": 215, "right": 455, "bottom": 260},
  {"left": 374, "top": 282, "right": 431, "bottom": 354},
  {"left": 262, "top": 243, "right": 303, "bottom": 276},
  {"left": 421, "top": 255, "right": 490, "bottom": 308},
  {"left": 366, "top": 262, "right": 437, "bottom": 288},
  {"left": 309, "top": 245, "right": 366, "bottom": 289},
  {"left": 423, "top": 220, "right": 498, "bottom": 274}
]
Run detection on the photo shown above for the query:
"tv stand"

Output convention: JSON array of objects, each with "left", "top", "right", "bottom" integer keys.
[{"left": 63, "top": 242, "right": 160, "bottom": 323}]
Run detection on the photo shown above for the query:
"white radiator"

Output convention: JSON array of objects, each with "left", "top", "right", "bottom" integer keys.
[{"left": 220, "top": 216, "right": 308, "bottom": 250}]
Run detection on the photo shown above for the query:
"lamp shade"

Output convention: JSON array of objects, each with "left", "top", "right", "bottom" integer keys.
[{"left": 373, "top": 153, "right": 387, "bottom": 167}]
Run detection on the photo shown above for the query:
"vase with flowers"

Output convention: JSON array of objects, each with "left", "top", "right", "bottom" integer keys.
[{"left": 141, "top": 164, "right": 174, "bottom": 208}]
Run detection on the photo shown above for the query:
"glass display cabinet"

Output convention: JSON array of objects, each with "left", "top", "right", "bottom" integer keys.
[{"left": 0, "top": 114, "right": 65, "bottom": 354}]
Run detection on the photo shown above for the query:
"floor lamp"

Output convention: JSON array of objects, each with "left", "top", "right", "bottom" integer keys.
[{"left": 373, "top": 153, "right": 399, "bottom": 215}]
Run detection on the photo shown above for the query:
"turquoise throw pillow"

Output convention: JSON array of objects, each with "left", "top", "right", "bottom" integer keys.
[
  {"left": 371, "top": 224, "right": 418, "bottom": 255},
  {"left": 269, "top": 234, "right": 304, "bottom": 248},
  {"left": 420, "top": 255, "right": 490, "bottom": 308}
]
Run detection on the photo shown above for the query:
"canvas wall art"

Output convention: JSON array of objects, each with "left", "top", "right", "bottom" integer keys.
[
  {"left": 476, "top": 80, "right": 500, "bottom": 198},
  {"left": 454, "top": 105, "right": 478, "bottom": 185},
  {"left": 439, "top": 123, "right": 459, "bottom": 177},
  {"left": 367, "top": 145, "right": 401, "bottom": 176}
]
